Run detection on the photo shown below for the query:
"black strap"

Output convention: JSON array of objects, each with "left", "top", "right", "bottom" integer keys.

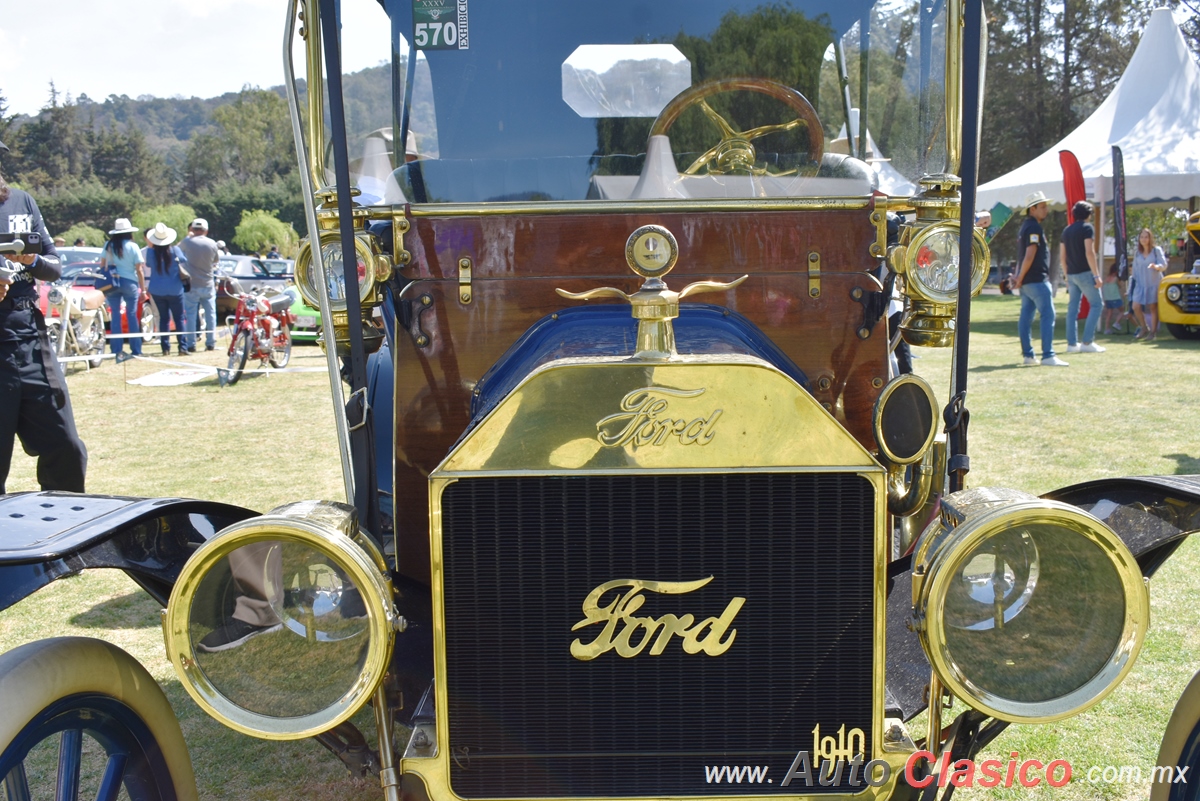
[
  {"left": 946, "top": 0, "right": 984, "bottom": 496},
  {"left": 319, "top": 0, "right": 381, "bottom": 539}
]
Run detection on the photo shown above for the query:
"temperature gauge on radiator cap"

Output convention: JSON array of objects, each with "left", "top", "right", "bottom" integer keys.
[{"left": 626, "top": 225, "right": 679, "bottom": 278}]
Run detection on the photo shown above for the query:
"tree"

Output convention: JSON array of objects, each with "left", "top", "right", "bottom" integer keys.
[
  {"left": 0, "top": 90, "right": 15, "bottom": 156},
  {"left": 190, "top": 175, "right": 307, "bottom": 243},
  {"left": 210, "top": 89, "right": 295, "bottom": 184},
  {"left": 131, "top": 205, "right": 199, "bottom": 243},
  {"left": 91, "top": 126, "right": 166, "bottom": 200},
  {"left": 981, "top": 0, "right": 1184, "bottom": 186},
  {"left": 232, "top": 209, "right": 298, "bottom": 257},
  {"left": 11, "top": 98, "right": 93, "bottom": 192},
  {"left": 57, "top": 223, "right": 106, "bottom": 247},
  {"left": 181, "top": 132, "right": 227, "bottom": 195}
]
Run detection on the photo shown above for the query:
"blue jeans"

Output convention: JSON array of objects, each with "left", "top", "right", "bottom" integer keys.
[
  {"left": 153, "top": 293, "right": 187, "bottom": 353},
  {"left": 1066, "top": 271, "right": 1102, "bottom": 346},
  {"left": 1019, "top": 280, "right": 1056, "bottom": 359},
  {"left": 106, "top": 278, "right": 142, "bottom": 355},
  {"left": 184, "top": 284, "right": 216, "bottom": 351}
]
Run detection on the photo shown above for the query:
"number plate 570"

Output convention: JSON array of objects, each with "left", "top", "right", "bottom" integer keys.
[{"left": 413, "top": 0, "right": 469, "bottom": 50}]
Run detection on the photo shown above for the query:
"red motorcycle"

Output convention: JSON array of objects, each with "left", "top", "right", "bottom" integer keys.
[{"left": 222, "top": 279, "right": 295, "bottom": 385}]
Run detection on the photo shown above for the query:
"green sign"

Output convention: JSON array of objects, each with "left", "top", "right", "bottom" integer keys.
[{"left": 413, "top": 0, "right": 468, "bottom": 50}]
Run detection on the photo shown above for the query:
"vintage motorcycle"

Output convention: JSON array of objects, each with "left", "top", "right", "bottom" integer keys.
[
  {"left": 222, "top": 278, "right": 295, "bottom": 385},
  {"left": 45, "top": 274, "right": 109, "bottom": 368}
]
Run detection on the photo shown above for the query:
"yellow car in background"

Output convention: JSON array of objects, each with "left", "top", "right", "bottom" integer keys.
[
  {"left": 1161, "top": 211, "right": 1200, "bottom": 340},
  {"left": 1160, "top": 272, "right": 1200, "bottom": 340}
]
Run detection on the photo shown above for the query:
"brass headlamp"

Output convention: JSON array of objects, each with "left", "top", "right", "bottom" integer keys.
[
  {"left": 163, "top": 501, "right": 396, "bottom": 740},
  {"left": 888, "top": 174, "right": 989, "bottom": 347},
  {"left": 911, "top": 487, "right": 1148, "bottom": 724},
  {"left": 294, "top": 191, "right": 393, "bottom": 356}
]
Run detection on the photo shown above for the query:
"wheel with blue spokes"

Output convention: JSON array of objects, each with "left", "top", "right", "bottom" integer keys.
[{"left": 0, "top": 638, "right": 196, "bottom": 801}]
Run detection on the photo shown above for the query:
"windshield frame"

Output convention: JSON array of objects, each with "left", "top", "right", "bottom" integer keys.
[{"left": 302, "top": 0, "right": 962, "bottom": 209}]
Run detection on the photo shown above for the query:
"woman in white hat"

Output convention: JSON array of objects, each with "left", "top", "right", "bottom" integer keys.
[
  {"left": 101, "top": 218, "right": 147, "bottom": 361},
  {"left": 144, "top": 222, "right": 191, "bottom": 356}
]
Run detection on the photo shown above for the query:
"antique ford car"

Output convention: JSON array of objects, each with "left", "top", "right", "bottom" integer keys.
[{"left": 4, "top": 1, "right": 1200, "bottom": 800}]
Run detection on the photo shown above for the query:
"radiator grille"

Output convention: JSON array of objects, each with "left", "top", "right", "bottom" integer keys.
[
  {"left": 1178, "top": 284, "right": 1200, "bottom": 314},
  {"left": 440, "top": 473, "right": 876, "bottom": 797}
]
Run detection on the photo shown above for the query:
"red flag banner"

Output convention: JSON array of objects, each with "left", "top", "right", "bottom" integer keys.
[
  {"left": 1059, "top": 150, "right": 1086, "bottom": 210},
  {"left": 1060, "top": 150, "right": 1090, "bottom": 319}
]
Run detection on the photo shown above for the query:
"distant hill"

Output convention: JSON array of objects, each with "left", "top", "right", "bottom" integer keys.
[{"left": 10, "top": 63, "right": 399, "bottom": 158}]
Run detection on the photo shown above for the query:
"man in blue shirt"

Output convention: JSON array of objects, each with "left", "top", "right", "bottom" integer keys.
[
  {"left": 1060, "top": 201, "right": 1105, "bottom": 354},
  {"left": 1013, "top": 191, "right": 1068, "bottom": 367}
]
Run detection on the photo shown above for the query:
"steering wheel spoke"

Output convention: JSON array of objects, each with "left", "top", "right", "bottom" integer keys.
[
  {"left": 683, "top": 142, "right": 728, "bottom": 176},
  {"left": 697, "top": 100, "right": 741, "bottom": 140},
  {"left": 649, "top": 78, "right": 823, "bottom": 178},
  {"left": 741, "top": 117, "right": 806, "bottom": 141}
]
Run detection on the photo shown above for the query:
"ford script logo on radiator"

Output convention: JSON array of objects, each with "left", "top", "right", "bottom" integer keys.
[
  {"left": 570, "top": 577, "right": 746, "bottom": 660},
  {"left": 596, "top": 387, "right": 722, "bottom": 448}
]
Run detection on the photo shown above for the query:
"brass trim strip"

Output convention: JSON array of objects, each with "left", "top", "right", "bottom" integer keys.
[
  {"left": 435, "top": 465, "right": 885, "bottom": 480},
  {"left": 406, "top": 197, "right": 874, "bottom": 217},
  {"left": 945, "top": 0, "right": 963, "bottom": 175},
  {"left": 303, "top": 0, "right": 326, "bottom": 190}
]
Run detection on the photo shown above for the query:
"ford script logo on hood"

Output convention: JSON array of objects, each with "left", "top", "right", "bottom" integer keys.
[{"left": 596, "top": 387, "right": 722, "bottom": 448}]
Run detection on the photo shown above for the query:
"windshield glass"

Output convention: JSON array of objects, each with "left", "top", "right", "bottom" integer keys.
[{"left": 326, "top": 0, "right": 947, "bottom": 205}]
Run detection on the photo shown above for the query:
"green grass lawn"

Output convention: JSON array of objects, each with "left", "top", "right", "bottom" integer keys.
[{"left": 1, "top": 293, "right": 1197, "bottom": 800}]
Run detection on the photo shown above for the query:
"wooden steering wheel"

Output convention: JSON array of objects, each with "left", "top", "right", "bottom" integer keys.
[{"left": 649, "top": 77, "right": 824, "bottom": 177}]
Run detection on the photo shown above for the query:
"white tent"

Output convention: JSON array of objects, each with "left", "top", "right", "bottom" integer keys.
[
  {"left": 977, "top": 7, "right": 1200, "bottom": 209},
  {"left": 833, "top": 109, "right": 918, "bottom": 196}
]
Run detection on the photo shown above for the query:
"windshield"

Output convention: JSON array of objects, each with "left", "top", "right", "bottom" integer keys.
[{"left": 323, "top": 0, "right": 947, "bottom": 205}]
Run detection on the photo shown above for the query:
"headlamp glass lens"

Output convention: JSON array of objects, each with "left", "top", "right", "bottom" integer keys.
[
  {"left": 941, "top": 523, "right": 1126, "bottom": 705},
  {"left": 319, "top": 242, "right": 370, "bottom": 302},
  {"left": 189, "top": 540, "right": 372, "bottom": 719},
  {"left": 912, "top": 230, "right": 960, "bottom": 295}
]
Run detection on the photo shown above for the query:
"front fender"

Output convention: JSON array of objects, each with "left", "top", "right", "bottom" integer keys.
[
  {"left": 1046, "top": 474, "right": 1200, "bottom": 577},
  {"left": 0, "top": 492, "right": 257, "bottom": 611}
]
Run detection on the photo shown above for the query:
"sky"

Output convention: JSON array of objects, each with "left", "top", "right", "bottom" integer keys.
[{"left": 0, "top": 0, "right": 392, "bottom": 118}]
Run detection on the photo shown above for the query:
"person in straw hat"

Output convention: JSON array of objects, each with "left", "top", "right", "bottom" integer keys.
[
  {"left": 0, "top": 137, "right": 87, "bottom": 495},
  {"left": 1014, "top": 190, "right": 1069, "bottom": 367},
  {"left": 101, "top": 217, "right": 147, "bottom": 362},
  {"left": 145, "top": 222, "right": 191, "bottom": 356}
]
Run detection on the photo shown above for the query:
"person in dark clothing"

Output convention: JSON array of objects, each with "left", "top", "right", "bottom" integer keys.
[
  {"left": 1014, "top": 190, "right": 1068, "bottom": 367},
  {"left": 0, "top": 139, "right": 87, "bottom": 494},
  {"left": 1059, "top": 201, "right": 1105, "bottom": 354}
]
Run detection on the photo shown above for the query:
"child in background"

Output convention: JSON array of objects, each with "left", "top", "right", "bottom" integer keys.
[{"left": 1101, "top": 263, "right": 1125, "bottom": 334}]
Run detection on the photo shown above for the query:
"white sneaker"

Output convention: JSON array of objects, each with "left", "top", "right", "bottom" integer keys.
[
  {"left": 1079, "top": 342, "right": 1106, "bottom": 353},
  {"left": 1066, "top": 344, "right": 1082, "bottom": 353},
  {"left": 1041, "top": 355, "right": 1070, "bottom": 366},
  {"left": 1023, "top": 356, "right": 1039, "bottom": 366}
]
